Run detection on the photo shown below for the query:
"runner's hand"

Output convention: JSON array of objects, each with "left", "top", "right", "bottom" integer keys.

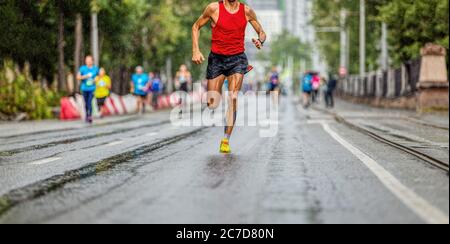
[
  {"left": 192, "top": 51, "right": 205, "bottom": 65},
  {"left": 252, "top": 38, "right": 262, "bottom": 49}
]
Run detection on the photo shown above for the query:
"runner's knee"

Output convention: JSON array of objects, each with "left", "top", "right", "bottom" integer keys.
[
  {"left": 207, "top": 97, "right": 220, "bottom": 109},
  {"left": 228, "top": 93, "right": 238, "bottom": 111}
]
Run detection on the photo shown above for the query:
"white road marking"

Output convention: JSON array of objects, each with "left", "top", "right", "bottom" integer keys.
[
  {"left": 145, "top": 132, "right": 159, "bottom": 137},
  {"left": 29, "top": 157, "right": 62, "bottom": 165},
  {"left": 321, "top": 122, "right": 449, "bottom": 224},
  {"left": 307, "top": 119, "right": 334, "bottom": 125},
  {"left": 106, "top": 140, "right": 124, "bottom": 147}
]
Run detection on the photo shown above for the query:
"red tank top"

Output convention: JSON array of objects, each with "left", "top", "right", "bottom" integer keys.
[{"left": 211, "top": 1, "right": 247, "bottom": 56}]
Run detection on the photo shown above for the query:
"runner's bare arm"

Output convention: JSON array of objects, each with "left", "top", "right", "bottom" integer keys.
[
  {"left": 77, "top": 72, "right": 90, "bottom": 81},
  {"left": 246, "top": 6, "right": 266, "bottom": 49},
  {"left": 192, "top": 3, "right": 217, "bottom": 65},
  {"left": 188, "top": 72, "right": 193, "bottom": 84},
  {"left": 130, "top": 82, "right": 134, "bottom": 93}
]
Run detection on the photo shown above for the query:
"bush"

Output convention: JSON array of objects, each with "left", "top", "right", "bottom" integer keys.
[{"left": 0, "top": 65, "right": 63, "bottom": 120}]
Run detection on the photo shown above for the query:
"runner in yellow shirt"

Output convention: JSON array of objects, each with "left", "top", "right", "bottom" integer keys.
[{"left": 95, "top": 68, "right": 112, "bottom": 118}]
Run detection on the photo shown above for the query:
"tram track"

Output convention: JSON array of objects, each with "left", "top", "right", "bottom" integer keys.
[{"left": 313, "top": 107, "right": 449, "bottom": 172}]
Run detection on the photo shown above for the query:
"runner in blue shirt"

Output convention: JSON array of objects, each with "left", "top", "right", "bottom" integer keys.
[
  {"left": 77, "top": 55, "right": 99, "bottom": 123},
  {"left": 131, "top": 66, "right": 150, "bottom": 114},
  {"left": 149, "top": 72, "right": 162, "bottom": 110},
  {"left": 302, "top": 72, "right": 314, "bottom": 109}
]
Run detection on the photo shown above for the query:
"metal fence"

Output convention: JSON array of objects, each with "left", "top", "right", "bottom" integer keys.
[{"left": 338, "top": 57, "right": 422, "bottom": 99}]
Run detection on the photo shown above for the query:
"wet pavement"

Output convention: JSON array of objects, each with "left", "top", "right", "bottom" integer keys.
[{"left": 0, "top": 97, "right": 448, "bottom": 224}]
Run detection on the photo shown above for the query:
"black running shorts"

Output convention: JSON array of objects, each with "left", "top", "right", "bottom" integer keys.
[
  {"left": 179, "top": 82, "right": 189, "bottom": 93},
  {"left": 206, "top": 52, "right": 248, "bottom": 80}
]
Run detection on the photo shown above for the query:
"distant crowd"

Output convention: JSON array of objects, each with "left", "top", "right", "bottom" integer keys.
[{"left": 301, "top": 71, "right": 338, "bottom": 109}]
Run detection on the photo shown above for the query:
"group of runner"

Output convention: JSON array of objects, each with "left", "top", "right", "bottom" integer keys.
[
  {"left": 77, "top": 57, "right": 164, "bottom": 123},
  {"left": 301, "top": 71, "right": 337, "bottom": 109},
  {"left": 76, "top": 56, "right": 111, "bottom": 123},
  {"left": 130, "top": 66, "right": 163, "bottom": 115}
]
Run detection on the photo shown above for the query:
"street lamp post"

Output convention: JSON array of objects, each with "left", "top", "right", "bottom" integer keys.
[
  {"left": 91, "top": 13, "right": 99, "bottom": 66},
  {"left": 360, "top": 0, "right": 366, "bottom": 76},
  {"left": 315, "top": 9, "right": 348, "bottom": 76},
  {"left": 91, "top": 0, "right": 101, "bottom": 66},
  {"left": 380, "top": 22, "right": 389, "bottom": 70},
  {"left": 340, "top": 9, "right": 348, "bottom": 75}
]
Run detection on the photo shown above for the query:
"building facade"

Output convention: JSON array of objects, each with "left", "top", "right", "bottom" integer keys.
[{"left": 245, "top": 0, "right": 283, "bottom": 60}]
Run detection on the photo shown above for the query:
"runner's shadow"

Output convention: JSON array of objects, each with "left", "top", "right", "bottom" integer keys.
[{"left": 204, "top": 154, "right": 239, "bottom": 189}]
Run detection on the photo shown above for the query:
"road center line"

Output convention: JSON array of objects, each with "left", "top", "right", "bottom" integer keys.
[
  {"left": 321, "top": 122, "right": 449, "bottom": 224},
  {"left": 29, "top": 157, "right": 62, "bottom": 166}
]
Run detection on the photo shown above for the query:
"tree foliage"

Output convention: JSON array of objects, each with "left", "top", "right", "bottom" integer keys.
[
  {"left": 259, "top": 30, "right": 311, "bottom": 70},
  {"left": 311, "top": 0, "right": 448, "bottom": 73},
  {"left": 311, "top": 0, "right": 387, "bottom": 74},
  {"left": 0, "top": 0, "right": 213, "bottom": 85},
  {"left": 378, "top": 0, "right": 449, "bottom": 64}
]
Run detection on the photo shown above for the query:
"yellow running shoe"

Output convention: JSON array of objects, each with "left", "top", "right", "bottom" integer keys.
[{"left": 220, "top": 138, "right": 231, "bottom": 154}]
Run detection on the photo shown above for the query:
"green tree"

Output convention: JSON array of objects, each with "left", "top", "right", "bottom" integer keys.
[
  {"left": 259, "top": 30, "right": 311, "bottom": 70},
  {"left": 378, "top": 0, "right": 449, "bottom": 64},
  {"left": 312, "top": 0, "right": 448, "bottom": 73},
  {"left": 312, "top": 0, "right": 387, "bottom": 74}
]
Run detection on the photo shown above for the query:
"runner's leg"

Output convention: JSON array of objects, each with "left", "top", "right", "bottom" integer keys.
[
  {"left": 206, "top": 75, "right": 226, "bottom": 110},
  {"left": 84, "top": 91, "right": 94, "bottom": 122},
  {"left": 272, "top": 86, "right": 280, "bottom": 105},
  {"left": 82, "top": 92, "right": 89, "bottom": 121},
  {"left": 146, "top": 92, "right": 153, "bottom": 108},
  {"left": 224, "top": 73, "right": 244, "bottom": 138},
  {"left": 136, "top": 96, "right": 143, "bottom": 114}
]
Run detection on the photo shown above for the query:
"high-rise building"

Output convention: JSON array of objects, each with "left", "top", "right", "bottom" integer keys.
[
  {"left": 246, "top": 0, "right": 281, "bottom": 10},
  {"left": 245, "top": 0, "right": 283, "bottom": 60},
  {"left": 282, "top": 0, "right": 327, "bottom": 74},
  {"left": 283, "top": 0, "right": 314, "bottom": 43},
  {"left": 244, "top": 0, "right": 327, "bottom": 77}
]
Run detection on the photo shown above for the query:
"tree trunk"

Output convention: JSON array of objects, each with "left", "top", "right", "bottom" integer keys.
[
  {"left": 57, "top": 0, "right": 66, "bottom": 92},
  {"left": 91, "top": 12, "right": 99, "bottom": 66},
  {"left": 74, "top": 13, "right": 83, "bottom": 94},
  {"left": 166, "top": 57, "right": 173, "bottom": 93},
  {"left": 120, "top": 65, "right": 129, "bottom": 95}
]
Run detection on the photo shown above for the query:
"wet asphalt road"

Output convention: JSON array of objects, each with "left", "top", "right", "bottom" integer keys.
[{"left": 0, "top": 97, "right": 448, "bottom": 224}]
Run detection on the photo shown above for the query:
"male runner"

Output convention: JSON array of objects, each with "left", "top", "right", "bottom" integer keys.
[
  {"left": 268, "top": 66, "right": 280, "bottom": 94},
  {"left": 77, "top": 55, "right": 99, "bottom": 124},
  {"left": 192, "top": 0, "right": 266, "bottom": 154},
  {"left": 130, "top": 66, "right": 150, "bottom": 115}
]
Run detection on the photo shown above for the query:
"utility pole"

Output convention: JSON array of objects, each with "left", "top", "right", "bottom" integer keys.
[
  {"left": 142, "top": 27, "right": 149, "bottom": 70},
  {"left": 340, "top": 9, "right": 347, "bottom": 72},
  {"left": 74, "top": 13, "right": 83, "bottom": 93},
  {"left": 57, "top": 0, "right": 66, "bottom": 92},
  {"left": 360, "top": 0, "right": 366, "bottom": 76},
  {"left": 91, "top": 13, "right": 99, "bottom": 66},
  {"left": 380, "top": 22, "right": 389, "bottom": 70},
  {"left": 91, "top": 0, "right": 100, "bottom": 66},
  {"left": 316, "top": 8, "right": 351, "bottom": 76}
]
